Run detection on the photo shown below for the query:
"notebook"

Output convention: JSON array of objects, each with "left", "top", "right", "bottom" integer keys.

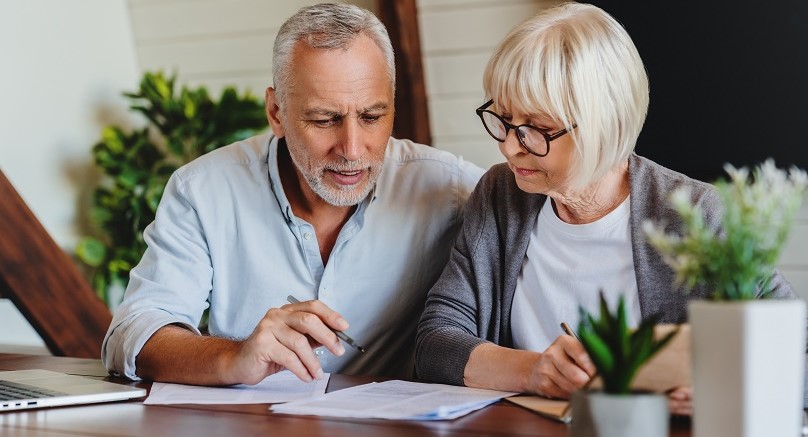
[
  {"left": 507, "top": 324, "right": 691, "bottom": 422},
  {"left": 0, "top": 369, "right": 147, "bottom": 411}
]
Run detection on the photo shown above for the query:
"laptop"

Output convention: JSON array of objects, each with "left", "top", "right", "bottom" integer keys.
[{"left": 0, "top": 369, "right": 146, "bottom": 411}]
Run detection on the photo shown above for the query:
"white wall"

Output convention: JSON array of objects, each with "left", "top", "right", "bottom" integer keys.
[
  {"left": 418, "top": 0, "right": 564, "bottom": 169},
  {"left": 127, "top": 0, "right": 374, "bottom": 97},
  {"left": 0, "top": 0, "right": 140, "bottom": 353}
]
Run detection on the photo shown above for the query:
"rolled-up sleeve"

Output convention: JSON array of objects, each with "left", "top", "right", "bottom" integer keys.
[{"left": 102, "top": 171, "right": 212, "bottom": 380}]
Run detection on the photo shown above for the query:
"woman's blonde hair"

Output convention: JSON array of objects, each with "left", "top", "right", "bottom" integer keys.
[{"left": 483, "top": 2, "right": 649, "bottom": 189}]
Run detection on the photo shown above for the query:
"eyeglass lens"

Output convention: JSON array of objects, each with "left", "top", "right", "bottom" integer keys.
[{"left": 481, "top": 111, "right": 548, "bottom": 155}]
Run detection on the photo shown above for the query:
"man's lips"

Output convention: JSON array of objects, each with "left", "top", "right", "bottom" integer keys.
[{"left": 327, "top": 169, "right": 366, "bottom": 185}]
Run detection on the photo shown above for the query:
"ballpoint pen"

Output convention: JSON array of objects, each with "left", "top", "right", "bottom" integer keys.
[
  {"left": 559, "top": 321, "right": 596, "bottom": 419},
  {"left": 287, "top": 295, "right": 366, "bottom": 353},
  {"left": 560, "top": 322, "right": 594, "bottom": 385},
  {"left": 560, "top": 322, "right": 580, "bottom": 341}
]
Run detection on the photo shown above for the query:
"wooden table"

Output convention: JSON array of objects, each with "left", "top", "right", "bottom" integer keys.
[{"left": 0, "top": 353, "right": 692, "bottom": 436}]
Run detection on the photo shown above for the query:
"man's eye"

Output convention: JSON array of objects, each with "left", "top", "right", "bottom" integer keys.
[
  {"left": 362, "top": 115, "right": 382, "bottom": 124},
  {"left": 312, "top": 119, "right": 337, "bottom": 127}
]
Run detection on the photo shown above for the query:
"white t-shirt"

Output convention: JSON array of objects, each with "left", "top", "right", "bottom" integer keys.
[{"left": 511, "top": 196, "right": 640, "bottom": 352}]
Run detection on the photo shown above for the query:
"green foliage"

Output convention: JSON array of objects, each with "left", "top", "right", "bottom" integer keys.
[
  {"left": 645, "top": 160, "right": 807, "bottom": 300},
  {"left": 577, "top": 292, "right": 677, "bottom": 395},
  {"left": 77, "top": 71, "right": 266, "bottom": 307}
]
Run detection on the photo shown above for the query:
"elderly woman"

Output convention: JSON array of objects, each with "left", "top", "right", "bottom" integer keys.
[{"left": 415, "top": 2, "right": 796, "bottom": 415}]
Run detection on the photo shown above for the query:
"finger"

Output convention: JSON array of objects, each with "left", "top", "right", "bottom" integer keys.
[
  {"left": 273, "top": 324, "right": 325, "bottom": 381},
  {"left": 284, "top": 299, "right": 349, "bottom": 331},
  {"left": 253, "top": 331, "right": 315, "bottom": 383},
  {"left": 559, "top": 336, "right": 597, "bottom": 376},
  {"left": 537, "top": 374, "right": 567, "bottom": 399},
  {"left": 667, "top": 386, "right": 691, "bottom": 400},
  {"left": 286, "top": 311, "right": 346, "bottom": 357},
  {"left": 546, "top": 343, "right": 591, "bottom": 388},
  {"left": 549, "top": 360, "right": 584, "bottom": 395},
  {"left": 668, "top": 398, "right": 693, "bottom": 416}
]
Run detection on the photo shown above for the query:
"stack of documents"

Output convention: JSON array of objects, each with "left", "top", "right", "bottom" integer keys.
[
  {"left": 144, "top": 371, "right": 329, "bottom": 405},
  {"left": 271, "top": 380, "right": 516, "bottom": 420}
]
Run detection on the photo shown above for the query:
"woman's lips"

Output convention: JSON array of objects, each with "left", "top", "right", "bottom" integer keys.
[{"left": 511, "top": 164, "right": 538, "bottom": 177}]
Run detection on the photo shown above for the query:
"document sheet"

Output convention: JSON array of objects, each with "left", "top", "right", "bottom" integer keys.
[
  {"left": 270, "top": 380, "right": 516, "bottom": 420},
  {"left": 143, "top": 371, "right": 329, "bottom": 405}
]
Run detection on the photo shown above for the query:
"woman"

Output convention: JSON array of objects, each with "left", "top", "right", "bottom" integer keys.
[{"left": 415, "top": 3, "right": 796, "bottom": 415}]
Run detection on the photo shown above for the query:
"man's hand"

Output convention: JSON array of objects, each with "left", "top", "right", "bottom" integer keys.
[
  {"left": 230, "top": 299, "right": 349, "bottom": 384},
  {"left": 529, "top": 335, "right": 596, "bottom": 399}
]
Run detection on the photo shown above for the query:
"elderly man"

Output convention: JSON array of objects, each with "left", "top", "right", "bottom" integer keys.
[{"left": 102, "top": 3, "right": 483, "bottom": 385}]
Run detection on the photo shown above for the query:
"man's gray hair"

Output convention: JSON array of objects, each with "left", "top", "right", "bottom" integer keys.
[{"left": 272, "top": 3, "right": 395, "bottom": 105}]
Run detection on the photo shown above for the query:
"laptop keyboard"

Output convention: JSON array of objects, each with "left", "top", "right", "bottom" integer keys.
[{"left": 0, "top": 380, "right": 66, "bottom": 401}]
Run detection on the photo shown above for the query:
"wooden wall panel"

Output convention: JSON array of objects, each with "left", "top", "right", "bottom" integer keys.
[
  {"left": 129, "top": 0, "right": 318, "bottom": 42},
  {"left": 417, "top": 0, "right": 562, "bottom": 167},
  {"left": 137, "top": 34, "right": 275, "bottom": 77},
  {"left": 378, "top": 0, "right": 432, "bottom": 145},
  {"left": 0, "top": 171, "right": 111, "bottom": 358}
]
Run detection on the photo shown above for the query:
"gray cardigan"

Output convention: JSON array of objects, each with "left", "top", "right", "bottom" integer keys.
[{"left": 416, "top": 154, "right": 797, "bottom": 386}]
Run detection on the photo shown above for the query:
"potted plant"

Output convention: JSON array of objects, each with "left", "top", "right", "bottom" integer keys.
[
  {"left": 75, "top": 71, "right": 267, "bottom": 308},
  {"left": 570, "top": 292, "right": 678, "bottom": 437},
  {"left": 645, "top": 160, "right": 808, "bottom": 437}
]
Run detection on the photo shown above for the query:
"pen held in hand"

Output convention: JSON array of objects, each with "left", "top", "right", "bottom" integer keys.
[
  {"left": 286, "top": 295, "right": 366, "bottom": 353},
  {"left": 559, "top": 320, "right": 596, "bottom": 418},
  {"left": 560, "top": 322, "right": 594, "bottom": 384},
  {"left": 560, "top": 322, "right": 580, "bottom": 341}
]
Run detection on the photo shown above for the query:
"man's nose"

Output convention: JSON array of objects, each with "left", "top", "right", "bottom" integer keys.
[{"left": 338, "top": 119, "right": 363, "bottom": 161}]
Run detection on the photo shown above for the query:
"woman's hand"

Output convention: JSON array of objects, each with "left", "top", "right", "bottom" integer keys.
[
  {"left": 528, "top": 335, "right": 597, "bottom": 399},
  {"left": 667, "top": 386, "right": 693, "bottom": 416}
]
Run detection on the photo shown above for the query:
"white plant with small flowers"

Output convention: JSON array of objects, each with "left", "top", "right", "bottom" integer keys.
[{"left": 644, "top": 160, "right": 807, "bottom": 300}]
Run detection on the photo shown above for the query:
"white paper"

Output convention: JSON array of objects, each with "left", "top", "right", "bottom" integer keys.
[
  {"left": 143, "top": 371, "right": 329, "bottom": 405},
  {"left": 270, "top": 380, "right": 516, "bottom": 420}
]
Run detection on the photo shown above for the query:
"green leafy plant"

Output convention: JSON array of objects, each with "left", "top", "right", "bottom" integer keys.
[
  {"left": 76, "top": 71, "right": 267, "bottom": 306},
  {"left": 577, "top": 292, "right": 677, "bottom": 394},
  {"left": 644, "top": 160, "right": 807, "bottom": 300}
]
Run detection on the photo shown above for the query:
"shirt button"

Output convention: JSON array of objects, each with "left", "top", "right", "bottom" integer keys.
[
  {"left": 315, "top": 349, "right": 325, "bottom": 356},
  {"left": 303, "top": 232, "right": 312, "bottom": 240}
]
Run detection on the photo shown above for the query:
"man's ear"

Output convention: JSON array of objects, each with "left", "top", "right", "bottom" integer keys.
[{"left": 265, "top": 87, "right": 285, "bottom": 138}]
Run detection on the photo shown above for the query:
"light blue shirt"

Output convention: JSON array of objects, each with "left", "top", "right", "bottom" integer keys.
[{"left": 102, "top": 134, "right": 484, "bottom": 380}]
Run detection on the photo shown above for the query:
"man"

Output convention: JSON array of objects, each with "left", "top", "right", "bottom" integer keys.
[{"left": 101, "top": 3, "right": 483, "bottom": 385}]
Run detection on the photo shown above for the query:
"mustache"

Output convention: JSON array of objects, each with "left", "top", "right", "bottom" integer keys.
[{"left": 321, "top": 159, "right": 378, "bottom": 173}]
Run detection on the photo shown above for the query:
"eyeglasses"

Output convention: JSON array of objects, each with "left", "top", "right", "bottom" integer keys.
[{"left": 475, "top": 99, "right": 576, "bottom": 157}]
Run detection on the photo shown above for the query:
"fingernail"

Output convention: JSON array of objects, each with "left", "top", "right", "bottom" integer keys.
[
  {"left": 336, "top": 343, "right": 345, "bottom": 356},
  {"left": 315, "top": 368, "right": 324, "bottom": 380},
  {"left": 336, "top": 317, "right": 348, "bottom": 328}
]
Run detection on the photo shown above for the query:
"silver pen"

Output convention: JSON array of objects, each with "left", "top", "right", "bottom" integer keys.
[
  {"left": 560, "top": 322, "right": 580, "bottom": 341},
  {"left": 286, "top": 295, "right": 366, "bottom": 353}
]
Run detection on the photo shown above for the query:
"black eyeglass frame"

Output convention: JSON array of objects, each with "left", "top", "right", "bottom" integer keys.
[{"left": 475, "top": 99, "right": 576, "bottom": 157}]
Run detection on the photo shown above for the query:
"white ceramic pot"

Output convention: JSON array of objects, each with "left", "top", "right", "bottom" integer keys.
[
  {"left": 689, "top": 299, "right": 807, "bottom": 437},
  {"left": 569, "top": 390, "right": 668, "bottom": 437}
]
